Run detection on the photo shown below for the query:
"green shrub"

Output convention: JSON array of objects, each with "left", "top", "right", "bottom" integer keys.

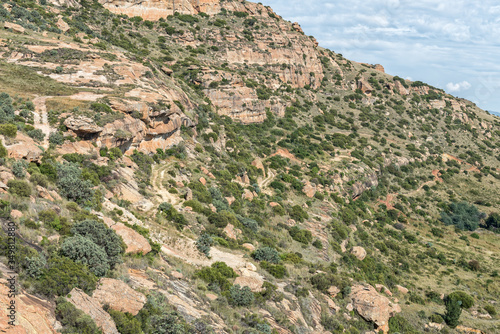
[
  {"left": 196, "top": 261, "right": 236, "bottom": 292},
  {"left": 60, "top": 235, "right": 110, "bottom": 276},
  {"left": 484, "top": 305, "right": 496, "bottom": 316},
  {"left": 429, "top": 314, "right": 444, "bottom": 323},
  {"left": 49, "top": 132, "right": 65, "bottom": 145},
  {"left": 7, "top": 179, "right": 31, "bottom": 197},
  {"left": 229, "top": 284, "right": 254, "bottom": 306},
  {"left": 107, "top": 309, "right": 142, "bottom": 334},
  {"left": 56, "top": 163, "right": 94, "bottom": 204},
  {"left": 446, "top": 291, "right": 474, "bottom": 309},
  {"left": 253, "top": 247, "right": 280, "bottom": 264},
  {"left": 71, "top": 219, "right": 125, "bottom": 268},
  {"left": 289, "top": 226, "right": 313, "bottom": 244},
  {"left": 27, "top": 129, "right": 45, "bottom": 142},
  {"left": 34, "top": 256, "right": 98, "bottom": 297},
  {"left": 196, "top": 233, "right": 213, "bottom": 257},
  {"left": 388, "top": 315, "right": 417, "bottom": 333},
  {"left": 288, "top": 205, "right": 309, "bottom": 222},
  {"left": 260, "top": 261, "right": 287, "bottom": 278},
  {"left": 158, "top": 202, "right": 188, "bottom": 229},
  {"left": 444, "top": 294, "right": 462, "bottom": 328},
  {"left": 485, "top": 213, "right": 500, "bottom": 231},
  {"left": 0, "top": 123, "right": 17, "bottom": 137},
  {"left": 0, "top": 139, "right": 6, "bottom": 158},
  {"left": 440, "top": 202, "right": 482, "bottom": 231},
  {"left": 56, "top": 297, "right": 102, "bottom": 334},
  {"left": 208, "top": 210, "right": 238, "bottom": 228},
  {"left": 30, "top": 173, "right": 49, "bottom": 187}
]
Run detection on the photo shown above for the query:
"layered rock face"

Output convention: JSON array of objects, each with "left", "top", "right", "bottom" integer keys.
[
  {"left": 92, "top": 278, "right": 147, "bottom": 315},
  {"left": 98, "top": 0, "right": 220, "bottom": 19}
]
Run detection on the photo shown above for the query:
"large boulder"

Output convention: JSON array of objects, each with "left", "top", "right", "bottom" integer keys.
[
  {"left": 350, "top": 284, "right": 401, "bottom": 333},
  {"left": 102, "top": 217, "right": 152, "bottom": 254},
  {"left": 67, "top": 288, "right": 119, "bottom": 334},
  {"left": 351, "top": 246, "right": 367, "bottom": 260},
  {"left": 92, "top": 278, "right": 147, "bottom": 316},
  {"left": 64, "top": 116, "right": 103, "bottom": 134}
]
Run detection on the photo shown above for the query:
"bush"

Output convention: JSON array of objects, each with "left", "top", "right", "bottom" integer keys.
[
  {"left": 289, "top": 226, "right": 312, "bottom": 244},
  {"left": 288, "top": 205, "right": 309, "bottom": 222},
  {"left": 107, "top": 309, "right": 142, "bottom": 334},
  {"left": 12, "top": 161, "right": 26, "bottom": 178},
  {"left": 196, "top": 233, "right": 213, "bottom": 257},
  {"left": 196, "top": 262, "right": 236, "bottom": 292},
  {"left": 484, "top": 305, "right": 496, "bottom": 316},
  {"left": 60, "top": 235, "right": 110, "bottom": 276},
  {"left": 485, "top": 212, "right": 500, "bottom": 230},
  {"left": 440, "top": 202, "right": 482, "bottom": 231},
  {"left": 7, "top": 179, "right": 31, "bottom": 197},
  {"left": 446, "top": 291, "right": 474, "bottom": 309},
  {"left": 49, "top": 132, "right": 65, "bottom": 145},
  {"left": 260, "top": 261, "right": 287, "bottom": 278},
  {"left": 30, "top": 173, "right": 49, "bottom": 187},
  {"left": 71, "top": 219, "right": 125, "bottom": 269},
  {"left": 429, "top": 314, "right": 444, "bottom": 324},
  {"left": 56, "top": 163, "right": 94, "bottom": 204},
  {"left": 0, "top": 139, "right": 6, "bottom": 158},
  {"left": 56, "top": 297, "right": 101, "bottom": 334},
  {"left": 388, "top": 315, "right": 417, "bottom": 333},
  {"left": 208, "top": 210, "right": 238, "bottom": 228},
  {"left": 0, "top": 123, "right": 17, "bottom": 138},
  {"left": 158, "top": 202, "right": 188, "bottom": 229},
  {"left": 34, "top": 256, "right": 98, "bottom": 296},
  {"left": 27, "top": 129, "right": 45, "bottom": 142},
  {"left": 229, "top": 284, "right": 254, "bottom": 306},
  {"left": 253, "top": 247, "right": 280, "bottom": 264}
]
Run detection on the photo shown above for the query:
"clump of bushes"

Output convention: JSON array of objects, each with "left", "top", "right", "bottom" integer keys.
[
  {"left": 252, "top": 247, "right": 280, "bottom": 264},
  {"left": 440, "top": 202, "right": 482, "bottom": 231}
]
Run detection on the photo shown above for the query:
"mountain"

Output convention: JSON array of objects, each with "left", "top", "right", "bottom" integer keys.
[{"left": 0, "top": 1, "right": 498, "bottom": 333}]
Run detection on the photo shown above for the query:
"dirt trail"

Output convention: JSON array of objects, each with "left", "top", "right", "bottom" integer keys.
[
  {"left": 32, "top": 96, "right": 53, "bottom": 148},
  {"left": 151, "top": 162, "right": 182, "bottom": 208}
]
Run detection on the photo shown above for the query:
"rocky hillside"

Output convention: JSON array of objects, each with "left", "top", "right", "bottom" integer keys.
[{"left": 0, "top": 1, "right": 499, "bottom": 333}]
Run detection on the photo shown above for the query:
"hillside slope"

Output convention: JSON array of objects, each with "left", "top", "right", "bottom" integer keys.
[{"left": 0, "top": 1, "right": 498, "bottom": 334}]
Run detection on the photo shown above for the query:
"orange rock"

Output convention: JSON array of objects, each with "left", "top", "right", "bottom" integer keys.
[
  {"left": 92, "top": 278, "right": 147, "bottom": 316},
  {"left": 10, "top": 209, "right": 23, "bottom": 219},
  {"left": 199, "top": 177, "right": 207, "bottom": 186},
  {"left": 0, "top": 278, "right": 57, "bottom": 333}
]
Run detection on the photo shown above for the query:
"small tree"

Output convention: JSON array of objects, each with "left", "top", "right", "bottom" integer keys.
[
  {"left": 444, "top": 294, "right": 462, "bottom": 328},
  {"left": 196, "top": 233, "right": 213, "bottom": 258},
  {"left": 229, "top": 284, "right": 254, "bottom": 306},
  {"left": 60, "top": 235, "right": 110, "bottom": 276},
  {"left": 252, "top": 247, "right": 280, "bottom": 264},
  {"left": 440, "top": 202, "right": 482, "bottom": 231}
]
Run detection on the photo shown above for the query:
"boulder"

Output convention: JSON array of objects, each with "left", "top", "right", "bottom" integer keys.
[
  {"left": 242, "top": 188, "right": 254, "bottom": 201},
  {"left": 56, "top": 16, "right": 70, "bottom": 32},
  {"left": 327, "top": 286, "right": 340, "bottom": 298},
  {"left": 10, "top": 209, "right": 23, "bottom": 219},
  {"left": 223, "top": 223, "right": 239, "bottom": 240},
  {"left": 350, "top": 284, "right": 401, "bottom": 333},
  {"left": 351, "top": 246, "right": 366, "bottom": 260},
  {"left": 64, "top": 116, "right": 103, "bottom": 134},
  {"left": 67, "top": 288, "right": 119, "bottom": 334},
  {"left": 242, "top": 243, "right": 255, "bottom": 251},
  {"left": 102, "top": 217, "right": 151, "bottom": 254},
  {"left": 6, "top": 133, "right": 43, "bottom": 162},
  {"left": 171, "top": 271, "right": 183, "bottom": 279},
  {"left": 92, "top": 278, "right": 147, "bottom": 316},
  {"left": 4, "top": 22, "right": 25, "bottom": 33},
  {"left": 199, "top": 177, "right": 206, "bottom": 186},
  {"left": 185, "top": 187, "right": 193, "bottom": 200},
  {"left": 395, "top": 285, "right": 408, "bottom": 295}
]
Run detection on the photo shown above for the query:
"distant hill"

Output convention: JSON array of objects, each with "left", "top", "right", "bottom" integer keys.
[{"left": 489, "top": 110, "right": 500, "bottom": 117}]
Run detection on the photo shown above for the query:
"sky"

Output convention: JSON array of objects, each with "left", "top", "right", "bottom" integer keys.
[{"left": 259, "top": 0, "right": 500, "bottom": 112}]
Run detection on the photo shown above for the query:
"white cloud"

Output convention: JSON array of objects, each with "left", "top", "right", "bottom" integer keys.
[
  {"left": 446, "top": 81, "right": 472, "bottom": 92},
  {"left": 259, "top": 0, "right": 500, "bottom": 111}
]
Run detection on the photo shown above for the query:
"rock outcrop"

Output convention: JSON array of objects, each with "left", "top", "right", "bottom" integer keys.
[
  {"left": 67, "top": 288, "right": 119, "bottom": 334},
  {"left": 350, "top": 284, "right": 401, "bottom": 333},
  {"left": 64, "top": 116, "right": 103, "bottom": 135},
  {"left": 351, "top": 246, "right": 367, "bottom": 261},
  {"left": 0, "top": 278, "right": 57, "bottom": 333},
  {"left": 92, "top": 278, "right": 147, "bottom": 315},
  {"left": 97, "top": 0, "right": 220, "bottom": 20}
]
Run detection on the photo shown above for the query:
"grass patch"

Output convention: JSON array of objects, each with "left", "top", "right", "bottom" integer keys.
[{"left": 0, "top": 61, "right": 77, "bottom": 97}]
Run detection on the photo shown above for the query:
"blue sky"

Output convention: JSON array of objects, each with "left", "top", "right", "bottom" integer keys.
[{"left": 259, "top": 0, "right": 500, "bottom": 112}]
